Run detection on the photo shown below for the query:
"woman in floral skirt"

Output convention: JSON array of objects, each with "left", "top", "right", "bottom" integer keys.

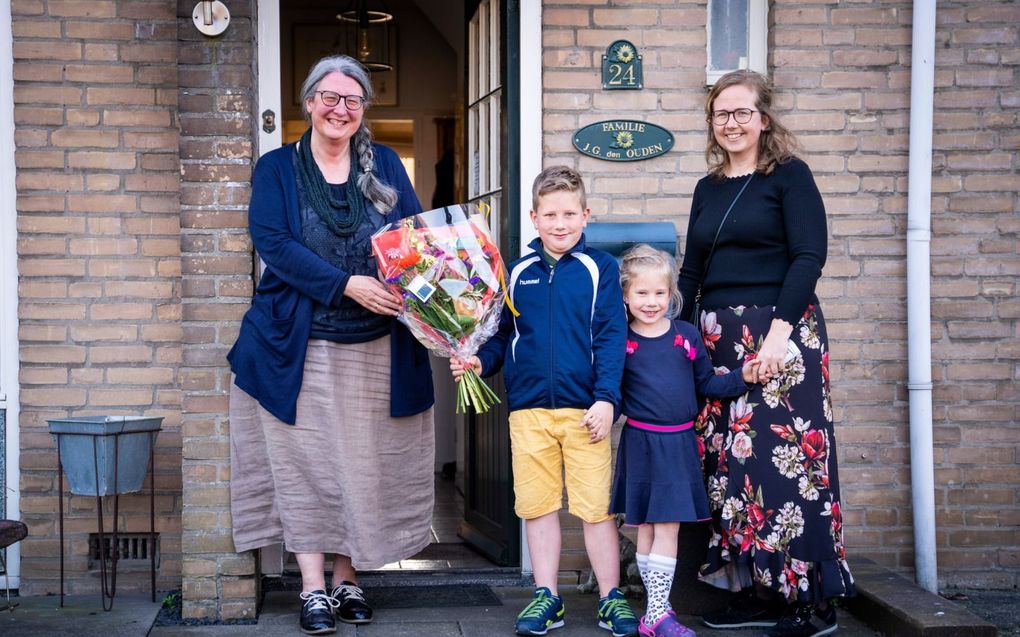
[{"left": 679, "top": 70, "right": 854, "bottom": 637}]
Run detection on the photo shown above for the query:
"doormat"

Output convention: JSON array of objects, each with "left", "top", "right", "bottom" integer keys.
[{"left": 369, "top": 584, "right": 502, "bottom": 609}]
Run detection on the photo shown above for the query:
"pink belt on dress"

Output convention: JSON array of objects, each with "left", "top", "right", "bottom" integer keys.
[{"left": 625, "top": 418, "right": 694, "bottom": 432}]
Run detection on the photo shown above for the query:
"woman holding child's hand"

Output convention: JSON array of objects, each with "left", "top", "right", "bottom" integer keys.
[{"left": 678, "top": 70, "right": 854, "bottom": 637}]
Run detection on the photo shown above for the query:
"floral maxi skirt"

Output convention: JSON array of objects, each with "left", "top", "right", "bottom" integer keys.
[{"left": 696, "top": 304, "right": 855, "bottom": 602}]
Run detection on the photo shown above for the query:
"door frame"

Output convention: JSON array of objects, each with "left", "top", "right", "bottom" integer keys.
[
  {"left": 516, "top": 0, "right": 541, "bottom": 576},
  {"left": 256, "top": 0, "right": 283, "bottom": 157},
  {"left": 517, "top": 0, "right": 541, "bottom": 257},
  {"left": 0, "top": 0, "right": 22, "bottom": 589}
]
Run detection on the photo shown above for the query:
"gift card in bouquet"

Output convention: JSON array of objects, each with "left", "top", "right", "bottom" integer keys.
[
  {"left": 407, "top": 275, "right": 437, "bottom": 303},
  {"left": 371, "top": 202, "right": 509, "bottom": 413}
]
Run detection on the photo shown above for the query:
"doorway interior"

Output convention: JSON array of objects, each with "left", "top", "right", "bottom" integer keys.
[{"left": 272, "top": 0, "right": 517, "bottom": 577}]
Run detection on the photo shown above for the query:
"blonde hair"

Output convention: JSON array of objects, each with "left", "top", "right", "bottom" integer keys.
[
  {"left": 705, "top": 69, "right": 799, "bottom": 179},
  {"left": 620, "top": 244, "right": 682, "bottom": 319},
  {"left": 531, "top": 165, "right": 587, "bottom": 210}
]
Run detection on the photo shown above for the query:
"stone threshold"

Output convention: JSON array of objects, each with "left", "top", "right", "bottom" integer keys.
[{"left": 847, "top": 557, "right": 998, "bottom": 637}]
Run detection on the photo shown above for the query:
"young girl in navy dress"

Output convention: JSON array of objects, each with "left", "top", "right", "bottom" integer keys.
[{"left": 610, "top": 245, "right": 759, "bottom": 637}]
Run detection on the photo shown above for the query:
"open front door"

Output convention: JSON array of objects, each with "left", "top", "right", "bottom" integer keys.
[{"left": 459, "top": 0, "right": 520, "bottom": 567}]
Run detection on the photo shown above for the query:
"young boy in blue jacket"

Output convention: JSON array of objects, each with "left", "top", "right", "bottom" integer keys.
[{"left": 453, "top": 166, "right": 638, "bottom": 637}]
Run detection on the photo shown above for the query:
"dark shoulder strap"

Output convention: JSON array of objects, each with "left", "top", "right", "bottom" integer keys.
[{"left": 697, "top": 173, "right": 754, "bottom": 292}]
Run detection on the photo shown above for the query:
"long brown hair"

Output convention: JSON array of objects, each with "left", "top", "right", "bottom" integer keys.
[{"left": 704, "top": 70, "right": 798, "bottom": 178}]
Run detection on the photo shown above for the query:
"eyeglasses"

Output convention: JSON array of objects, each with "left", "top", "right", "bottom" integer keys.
[
  {"left": 316, "top": 90, "right": 366, "bottom": 110},
  {"left": 710, "top": 108, "right": 758, "bottom": 126}
]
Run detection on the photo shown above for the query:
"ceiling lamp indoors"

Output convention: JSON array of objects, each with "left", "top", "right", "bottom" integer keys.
[{"left": 337, "top": 0, "right": 395, "bottom": 72}]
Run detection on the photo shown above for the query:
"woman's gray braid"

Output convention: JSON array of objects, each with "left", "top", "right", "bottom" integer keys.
[{"left": 352, "top": 125, "right": 398, "bottom": 213}]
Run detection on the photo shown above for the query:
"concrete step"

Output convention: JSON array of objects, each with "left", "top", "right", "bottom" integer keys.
[{"left": 847, "top": 557, "right": 998, "bottom": 637}]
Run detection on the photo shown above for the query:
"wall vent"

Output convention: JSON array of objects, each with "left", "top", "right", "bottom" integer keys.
[{"left": 88, "top": 533, "right": 160, "bottom": 570}]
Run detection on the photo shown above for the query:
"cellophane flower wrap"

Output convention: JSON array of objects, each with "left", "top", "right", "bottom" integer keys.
[{"left": 371, "top": 204, "right": 507, "bottom": 413}]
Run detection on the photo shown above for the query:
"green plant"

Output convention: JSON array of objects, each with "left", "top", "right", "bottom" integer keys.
[{"left": 161, "top": 591, "right": 181, "bottom": 609}]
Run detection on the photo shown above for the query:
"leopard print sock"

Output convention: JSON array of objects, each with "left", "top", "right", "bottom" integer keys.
[{"left": 645, "top": 553, "right": 677, "bottom": 624}]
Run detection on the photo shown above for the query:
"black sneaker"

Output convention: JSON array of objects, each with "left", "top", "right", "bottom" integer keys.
[
  {"left": 765, "top": 602, "right": 837, "bottom": 637},
  {"left": 299, "top": 589, "right": 338, "bottom": 635},
  {"left": 702, "top": 589, "right": 785, "bottom": 629},
  {"left": 330, "top": 581, "right": 373, "bottom": 624}
]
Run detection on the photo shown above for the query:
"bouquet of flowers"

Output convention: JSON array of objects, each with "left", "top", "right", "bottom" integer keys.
[{"left": 371, "top": 203, "right": 512, "bottom": 413}]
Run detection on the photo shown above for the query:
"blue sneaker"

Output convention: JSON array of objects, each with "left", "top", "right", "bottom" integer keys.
[
  {"left": 598, "top": 588, "right": 639, "bottom": 637},
  {"left": 516, "top": 587, "right": 565, "bottom": 635}
]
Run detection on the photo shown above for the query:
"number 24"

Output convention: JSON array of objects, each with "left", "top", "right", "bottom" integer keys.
[{"left": 608, "top": 63, "right": 636, "bottom": 86}]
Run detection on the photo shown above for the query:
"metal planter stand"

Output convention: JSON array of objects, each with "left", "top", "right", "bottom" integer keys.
[{"left": 48, "top": 416, "right": 162, "bottom": 611}]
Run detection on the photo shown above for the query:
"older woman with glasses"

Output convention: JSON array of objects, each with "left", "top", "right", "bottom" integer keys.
[
  {"left": 227, "top": 55, "right": 435, "bottom": 634},
  {"left": 679, "top": 70, "right": 855, "bottom": 637}
]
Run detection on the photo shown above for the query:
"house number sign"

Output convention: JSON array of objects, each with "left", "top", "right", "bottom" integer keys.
[
  {"left": 602, "top": 40, "right": 643, "bottom": 90},
  {"left": 572, "top": 120, "right": 673, "bottom": 162}
]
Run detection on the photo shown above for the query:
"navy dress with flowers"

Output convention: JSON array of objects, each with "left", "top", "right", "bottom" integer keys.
[{"left": 610, "top": 320, "right": 748, "bottom": 525}]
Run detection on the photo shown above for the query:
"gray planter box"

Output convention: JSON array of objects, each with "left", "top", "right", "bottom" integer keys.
[{"left": 48, "top": 416, "right": 162, "bottom": 496}]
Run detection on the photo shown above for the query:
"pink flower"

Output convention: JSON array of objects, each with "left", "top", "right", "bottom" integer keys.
[
  {"left": 674, "top": 335, "right": 697, "bottom": 359},
  {"left": 731, "top": 432, "right": 753, "bottom": 459},
  {"left": 701, "top": 312, "right": 721, "bottom": 351},
  {"left": 685, "top": 339, "right": 697, "bottom": 360},
  {"left": 771, "top": 424, "right": 797, "bottom": 442},
  {"left": 626, "top": 339, "right": 639, "bottom": 355}
]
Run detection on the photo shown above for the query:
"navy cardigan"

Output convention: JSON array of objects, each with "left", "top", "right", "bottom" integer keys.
[{"left": 227, "top": 142, "right": 434, "bottom": 425}]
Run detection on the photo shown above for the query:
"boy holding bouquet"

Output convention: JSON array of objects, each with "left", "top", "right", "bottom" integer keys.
[{"left": 452, "top": 166, "right": 638, "bottom": 637}]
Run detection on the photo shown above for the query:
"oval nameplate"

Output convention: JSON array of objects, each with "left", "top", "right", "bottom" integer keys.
[{"left": 572, "top": 120, "right": 673, "bottom": 162}]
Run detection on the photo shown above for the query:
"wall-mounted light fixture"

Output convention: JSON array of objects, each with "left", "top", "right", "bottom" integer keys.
[
  {"left": 192, "top": 1, "right": 230, "bottom": 38},
  {"left": 337, "top": 0, "right": 395, "bottom": 72}
]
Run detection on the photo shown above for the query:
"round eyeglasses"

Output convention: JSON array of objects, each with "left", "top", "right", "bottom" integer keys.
[
  {"left": 710, "top": 108, "right": 758, "bottom": 126},
  {"left": 316, "top": 90, "right": 365, "bottom": 110}
]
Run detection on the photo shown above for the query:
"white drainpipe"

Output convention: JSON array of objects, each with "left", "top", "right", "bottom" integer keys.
[{"left": 906, "top": 0, "right": 938, "bottom": 594}]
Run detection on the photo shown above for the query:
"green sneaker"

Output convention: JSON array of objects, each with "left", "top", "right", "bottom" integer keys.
[
  {"left": 598, "top": 588, "right": 639, "bottom": 637},
  {"left": 516, "top": 587, "right": 565, "bottom": 635}
]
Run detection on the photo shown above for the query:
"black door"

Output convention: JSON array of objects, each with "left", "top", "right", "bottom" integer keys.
[{"left": 459, "top": 0, "right": 520, "bottom": 566}]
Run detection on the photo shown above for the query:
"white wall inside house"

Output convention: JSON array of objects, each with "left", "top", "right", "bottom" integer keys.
[{"left": 279, "top": 0, "right": 460, "bottom": 210}]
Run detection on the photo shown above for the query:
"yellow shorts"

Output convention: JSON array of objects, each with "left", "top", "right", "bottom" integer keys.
[{"left": 508, "top": 407, "right": 613, "bottom": 524}]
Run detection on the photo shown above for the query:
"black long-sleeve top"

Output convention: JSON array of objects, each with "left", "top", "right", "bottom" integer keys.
[{"left": 678, "top": 158, "right": 827, "bottom": 326}]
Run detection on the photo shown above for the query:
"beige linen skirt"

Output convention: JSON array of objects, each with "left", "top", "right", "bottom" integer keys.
[{"left": 229, "top": 337, "right": 435, "bottom": 570}]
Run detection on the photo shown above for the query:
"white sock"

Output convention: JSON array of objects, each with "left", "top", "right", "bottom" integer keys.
[
  {"left": 645, "top": 553, "right": 677, "bottom": 624},
  {"left": 636, "top": 552, "right": 650, "bottom": 587}
]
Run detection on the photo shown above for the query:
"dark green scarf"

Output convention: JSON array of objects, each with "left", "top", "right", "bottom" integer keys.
[{"left": 296, "top": 127, "right": 366, "bottom": 237}]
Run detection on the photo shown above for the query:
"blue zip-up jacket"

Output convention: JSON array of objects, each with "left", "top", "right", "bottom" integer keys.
[
  {"left": 476, "top": 235, "right": 627, "bottom": 412},
  {"left": 227, "top": 142, "right": 434, "bottom": 425}
]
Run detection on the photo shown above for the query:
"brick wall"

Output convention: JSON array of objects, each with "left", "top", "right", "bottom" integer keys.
[
  {"left": 13, "top": 0, "right": 182, "bottom": 594},
  {"left": 542, "top": 0, "right": 1019, "bottom": 589},
  {"left": 177, "top": 0, "right": 258, "bottom": 621}
]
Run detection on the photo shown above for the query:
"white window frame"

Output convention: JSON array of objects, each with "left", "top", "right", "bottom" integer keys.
[
  {"left": 468, "top": 0, "right": 503, "bottom": 242},
  {"left": 1, "top": 0, "right": 22, "bottom": 588},
  {"left": 706, "top": 0, "right": 768, "bottom": 85}
]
